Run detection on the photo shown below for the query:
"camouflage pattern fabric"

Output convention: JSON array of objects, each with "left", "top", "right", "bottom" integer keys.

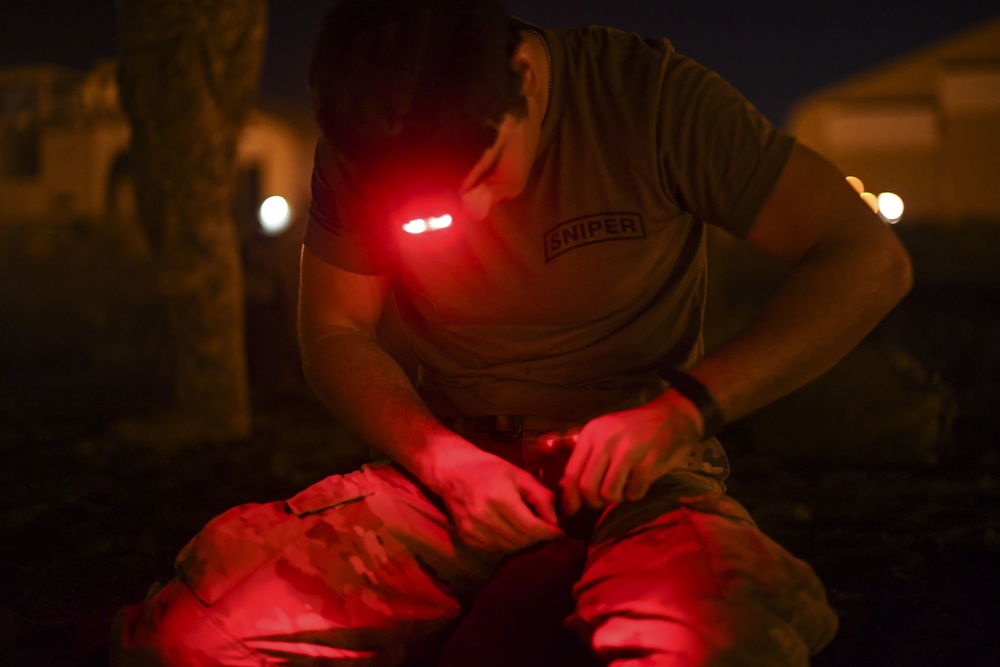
[
  {"left": 570, "top": 472, "right": 838, "bottom": 665},
  {"left": 111, "top": 459, "right": 836, "bottom": 666}
]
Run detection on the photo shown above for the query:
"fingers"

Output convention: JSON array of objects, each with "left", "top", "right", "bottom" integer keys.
[
  {"left": 576, "top": 439, "right": 613, "bottom": 509},
  {"left": 622, "top": 461, "right": 654, "bottom": 502},
  {"left": 561, "top": 429, "right": 622, "bottom": 514},
  {"left": 457, "top": 513, "right": 527, "bottom": 552},
  {"left": 464, "top": 512, "right": 560, "bottom": 552},
  {"left": 518, "top": 475, "right": 561, "bottom": 527},
  {"left": 559, "top": 432, "right": 592, "bottom": 516},
  {"left": 600, "top": 448, "right": 633, "bottom": 504},
  {"left": 561, "top": 416, "right": 677, "bottom": 514},
  {"left": 458, "top": 475, "right": 563, "bottom": 552}
]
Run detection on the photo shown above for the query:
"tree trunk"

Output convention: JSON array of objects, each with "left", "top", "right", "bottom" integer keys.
[{"left": 116, "top": 0, "right": 267, "bottom": 443}]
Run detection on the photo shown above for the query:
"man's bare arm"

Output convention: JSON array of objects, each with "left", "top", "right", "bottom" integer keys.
[
  {"left": 298, "top": 245, "right": 562, "bottom": 549},
  {"left": 686, "top": 142, "right": 913, "bottom": 426},
  {"left": 562, "top": 142, "right": 913, "bottom": 512},
  {"left": 297, "top": 244, "right": 451, "bottom": 474}
]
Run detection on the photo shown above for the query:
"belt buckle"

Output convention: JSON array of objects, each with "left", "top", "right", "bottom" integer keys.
[
  {"left": 487, "top": 415, "right": 523, "bottom": 442},
  {"left": 531, "top": 429, "right": 600, "bottom": 539},
  {"left": 532, "top": 430, "right": 578, "bottom": 490}
]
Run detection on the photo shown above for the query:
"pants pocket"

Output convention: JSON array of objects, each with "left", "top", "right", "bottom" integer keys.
[{"left": 176, "top": 467, "right": 375, "bottom": 605}]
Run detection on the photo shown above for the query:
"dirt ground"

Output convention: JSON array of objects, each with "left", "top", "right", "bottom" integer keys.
[{"left": 1, "top": 224, "right": 998, "bottom": 666}]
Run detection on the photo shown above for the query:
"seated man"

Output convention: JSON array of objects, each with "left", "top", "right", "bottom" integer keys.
[{"left": 112, "top": 0, "right": 912, "bottom": 664}]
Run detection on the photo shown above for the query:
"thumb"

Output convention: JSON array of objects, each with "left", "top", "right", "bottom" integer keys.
[{"left": 517, "top": 474, "right": 560, "bottom": 526}]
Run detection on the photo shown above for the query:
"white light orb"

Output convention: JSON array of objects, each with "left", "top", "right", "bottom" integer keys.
[
  {"left": 403, "top": 218, "right": 429, "bottom": 234},
  {"left": 427, "top": 214, "right": 453, "bottom": 230},
  {"left": 402, "top": 214, "right": 452, "bottom": 234},
  {"left": 258, "top": 196, "right": 292, "bottom": 235},
  {"left": 860, "top": 192, "right": 879, "bottom": 214},
  {"left": 846, "top": 176, "right": 865, "bottom": 195},
  {"left": 877, "top": 192, "right": 904, "bottom": 223}
]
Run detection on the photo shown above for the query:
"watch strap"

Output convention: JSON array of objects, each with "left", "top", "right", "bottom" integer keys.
[{"left": 661, "top": 369, "right": 725, "bottom": 440}]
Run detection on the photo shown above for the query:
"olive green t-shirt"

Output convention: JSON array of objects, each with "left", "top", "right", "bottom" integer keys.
[{"left": 304, "top": 24, "right": 795, "bottom": 423}]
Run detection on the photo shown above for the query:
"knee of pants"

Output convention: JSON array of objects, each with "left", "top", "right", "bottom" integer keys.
[
  {"left": 577, "top": 601, "right": 818, "bottom": 667},
  {"left": 110, "top": 578, "right": 269, "bottom": 667},
  {"left": 568, "top": 504, "right": 837, "bottom": 667}
]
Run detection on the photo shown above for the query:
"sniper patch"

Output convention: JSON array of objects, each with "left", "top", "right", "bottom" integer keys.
[{"left": 544, "top": 212, "right": 646, "bottom": 262}]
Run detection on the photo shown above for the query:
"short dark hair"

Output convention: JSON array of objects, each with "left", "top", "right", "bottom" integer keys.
[{"left": 309, "top": 0, "right": 526, "bottom": 196}]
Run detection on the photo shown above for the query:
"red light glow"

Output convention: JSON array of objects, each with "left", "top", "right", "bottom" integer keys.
[{"left": 403, "top": 214, "right": 453, "bottom": 234}]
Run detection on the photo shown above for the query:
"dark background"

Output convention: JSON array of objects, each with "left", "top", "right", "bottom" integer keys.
[
  {"left": 1, "top": 1, "right": 997, "bottom": 126},
  {"left": 1, "top": 2, "right": 999, "bottom": 665}
]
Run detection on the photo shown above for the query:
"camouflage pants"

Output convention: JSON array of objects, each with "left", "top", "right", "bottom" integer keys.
[{"left": 111, "top": 461, "right": 837, "bottom": 666}]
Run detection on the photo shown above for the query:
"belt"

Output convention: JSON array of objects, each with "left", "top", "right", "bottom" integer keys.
[
  {"left": 448, "top": 415, "right": 581, "bottom": 487},
  {"left": 449, "top": 415, "right": 584, "bottom": 442}
]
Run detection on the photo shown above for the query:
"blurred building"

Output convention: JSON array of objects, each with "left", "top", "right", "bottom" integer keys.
[
  {"left": 787, "top": 17, "right": 1000, "bottom": 226},
  {"left": 0, "top": 60, "right": 316, "bottom": 237},
  {"left": 0, "top": 61, "right": 320, "bottom": 410}
]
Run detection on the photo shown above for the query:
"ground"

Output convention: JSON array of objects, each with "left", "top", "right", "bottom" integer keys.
[{"left": 1, "top": 223, "right": 998, "bottom": 666}]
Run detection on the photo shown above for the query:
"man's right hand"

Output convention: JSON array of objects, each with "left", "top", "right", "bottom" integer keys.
[{"left": 424, "top": 443, "right": 564, "bottom": 552}]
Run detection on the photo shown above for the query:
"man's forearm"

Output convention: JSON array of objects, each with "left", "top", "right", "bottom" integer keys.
[
  {"left": 687, "top": 225, "right": 912, "bottom": 430},
  {"left": 300, "top": 329, "right": 465, "bottom": 479}
]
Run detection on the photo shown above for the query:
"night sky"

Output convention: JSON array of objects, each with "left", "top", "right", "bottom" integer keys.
[{"left": 1, "top": 1, "right": 997, "bottom": 126}]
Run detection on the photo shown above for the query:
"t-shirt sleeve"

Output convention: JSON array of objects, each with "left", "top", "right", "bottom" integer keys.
[
  {"left": 302, "top": 136, "right": 395, "bottom": 275},
  {"left": 654, "top": 43, "right": 795, "bottom": 238}
]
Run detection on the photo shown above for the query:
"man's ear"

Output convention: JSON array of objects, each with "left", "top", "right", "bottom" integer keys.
[{"left": 511, "top": 36, "right": 540, "bottom": 96}]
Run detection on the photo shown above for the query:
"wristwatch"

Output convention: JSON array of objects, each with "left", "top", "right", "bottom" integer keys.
[{"left": 661, "top": 369, "right": 725, "bottom": 440}]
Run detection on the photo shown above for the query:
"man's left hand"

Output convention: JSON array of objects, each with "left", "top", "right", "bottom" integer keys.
[{"left": 559, "top": 390, "right": 703, "bottom": 516}]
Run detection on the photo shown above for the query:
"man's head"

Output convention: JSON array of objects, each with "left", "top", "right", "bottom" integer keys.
[{"left": 309, "top": 0, "right": 528, "bottom": 208}]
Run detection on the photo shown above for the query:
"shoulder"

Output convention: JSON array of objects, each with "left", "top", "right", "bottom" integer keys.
[{"left": 556, "top": 24, "right": 676, "bottom": 68}]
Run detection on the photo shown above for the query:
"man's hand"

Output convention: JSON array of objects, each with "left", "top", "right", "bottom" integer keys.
[
  {"left": 560, "top": 390, "right": 703, "bottom": 516},
  {"left": 426, "top": 443, "right": 565, "bottom": 552}
]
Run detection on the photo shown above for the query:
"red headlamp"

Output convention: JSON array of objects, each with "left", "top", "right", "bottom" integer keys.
[
  {"left": 403, "top": 213, "right": 453, "bottom": 234},
  {"left": 393, "top": 189, "right": 462, "bottom": 236}
]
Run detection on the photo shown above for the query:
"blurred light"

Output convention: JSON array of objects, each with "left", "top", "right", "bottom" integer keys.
[
  {"left": 402, "top": 218, "right": 428, "bottom": 234},
  {"left": 258, "top": 196, "right": 292, "bottom": 235},
  {"left": 877, "top": 192, "right": 904, "bottom": 223},
  {"left": 846, "top": 176, "right": 865, "bottom": 194},
  {"left": 860, "top": 192, "right": 879, "bottom": 214},
  {"left": 403, "top": 214, "right": 452, "bottom": 234}
]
